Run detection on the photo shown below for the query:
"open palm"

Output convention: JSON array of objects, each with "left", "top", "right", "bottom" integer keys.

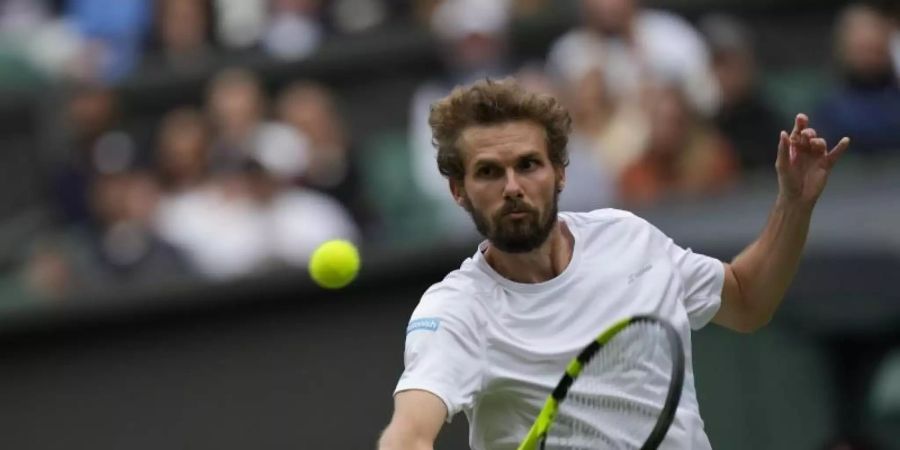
[{"left": 776, "top": 113, "right": 850, "bottom": 205}]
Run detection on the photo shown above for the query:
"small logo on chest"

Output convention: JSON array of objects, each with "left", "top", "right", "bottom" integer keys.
[{"left": 628, "top": 264, "right": 653, "bottom": 284}]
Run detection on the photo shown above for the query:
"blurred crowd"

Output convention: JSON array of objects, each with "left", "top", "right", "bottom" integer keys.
[
  {"left": 409, "top": 0, "right": 900, "bottom": 238},
  {"left": 0, "top": 0, "right": 554, "bottom": 85},
  {"left": 4, "top": 0, "right": 900, "bottom": 303},
  {"left": 21, "top": 71, "right": 369, "bottom": 300},
  {"left": 0, "top": 0, "right": 411, "bottom": 84}
]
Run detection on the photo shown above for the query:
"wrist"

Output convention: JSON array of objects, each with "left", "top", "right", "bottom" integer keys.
[{"left": 775, "top": 194, "right": 815, "bottom": 215}]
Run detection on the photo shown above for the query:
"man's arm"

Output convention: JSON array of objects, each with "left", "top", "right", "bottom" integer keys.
[
  {"left": 378, "top": 390, "right": 447, "bottom": 450},
  {"left": 714, "top": 113, "right": 850, "bottom": 333},
  {"left": 716, "top": 198, "right": 813, "bottom": 332}
]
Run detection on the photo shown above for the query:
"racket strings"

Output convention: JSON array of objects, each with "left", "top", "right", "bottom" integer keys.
[{"left": 542, "top": 321, "right": 675, "bottom": 450}]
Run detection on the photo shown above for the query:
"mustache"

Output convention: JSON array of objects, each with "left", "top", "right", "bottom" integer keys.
[{"left": 498, "top": 199, "right": 537, "bottom": 216}]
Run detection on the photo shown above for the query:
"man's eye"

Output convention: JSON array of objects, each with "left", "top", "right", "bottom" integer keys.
[
  {"left": 519, "top": 159, "right": 538, "bottom": 171},
  {"left": 477, "top": 166, "right": 496, "bottom": 177}
]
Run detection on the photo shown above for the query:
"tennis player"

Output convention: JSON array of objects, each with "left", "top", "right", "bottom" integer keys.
[{"left": 378, "top": 78, "right": 850, "bottom": 449}]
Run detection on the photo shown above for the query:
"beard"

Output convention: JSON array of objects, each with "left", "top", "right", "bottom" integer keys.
[{"left": 463, "top": 189, "right": 559, "bottom": 253}]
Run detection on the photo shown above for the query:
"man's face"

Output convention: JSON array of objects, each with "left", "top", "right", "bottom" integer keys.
[
  {"left": 582, "top": 0, "right": 636, "bottom": 36},
  {"left": 451, "top": 121, "right": 564, "bottom": 253},
  {"left": 839, "top": 10, "right": 892, "bottom": 80}
]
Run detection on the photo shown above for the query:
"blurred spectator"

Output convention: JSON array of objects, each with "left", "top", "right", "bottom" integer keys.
[
  {"left": 816, "top": 4, "right": 900, "bottom": 155},
  {"left": 0, "top": 0, "right": 52, "bottom": 35},
  {"left": 889, "top": 3, "right": 900, "bottom": 81},
  {"left": 0, "top": 0, "right": 53, "bottom": 88},
  {"left": 206, "top": 68, "right": 269, "bottom": 169},
  {"left": 552, "top": 49, "right": 648, "bottom": 180},
  {"left": 241, "top": 161, "right": 360, "bottom": 270},
  {"left": 155, "top": 159, "right": 359, "bottom": 280},
  {"left": 214, "top": 0, "right": 266, "bottom": 50},
  {"left": 516, "top": 66, "right": 616, "bottom": 212},
  {"left": 700, "top": 13, "right": 782, "bottom": 171},
  {"left": 144, "top": 0, "right": 216, "bottom": 74},
  {"left": 206, "top": 68, "right": 308, "bottom": 178},
  {"left": 70, "top": 169, "right": 188, "bottom": 287},
  {"left": 330, "top": 0, "right": 388, "bottom": 35},
  {"left": 508, "top": 0, "right": 551, "bottom": 18},
  {"left": 276, "top": 81, "right": 377, "bottom": 231},
  {"left": 263, "top": 0, "right": 324, "bottom": 60},
  {"left": 51, "top": 83, "right": 140, "bottom": 225},
  {"left": 34, "top": 165, "right": 189, "bottom": 296},
  {"left": 156, "top": 107, "right": 212, "bottom": 194},
  {"left": 64, "top": 0, "right": 152, "bottom": 82},
  {"left": 155, "top": 167, "right": 267, "bottom": 279},
  {"left": 535, "top": 63, "right": 617, "bottom": 211},
  {"left": 411, "top": 0, "right": 439, "bottom": 25},
  {"left": 8, "top": 1, "right": 92, "bottom": 83},
  {"left": 409, "top": 0, "right": 513, "bottom": 239},
  {"left": 411, "top": 0, "right": 549, "bottom": 25},
  {"left": 21, "top": 236, "right": 75, "bottom": 301},
  {"left": 559, "top": 130, "right": 616, "bottom": 213},
  {"left": 547, "top": 0, "right": 720, "bottom": 117},
  {"left": 429, "top": 0, "right": 511, "bottom": 81},
  {"left": 618, "top": 82, "right": 737, "bottom": 206}
]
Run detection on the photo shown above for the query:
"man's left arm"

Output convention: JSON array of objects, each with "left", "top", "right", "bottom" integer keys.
[{"left": 714, "top": 113, "right": 850, "bottom": 333}]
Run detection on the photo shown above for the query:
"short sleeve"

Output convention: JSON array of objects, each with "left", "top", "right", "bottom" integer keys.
[
  {"left": 621, "top": 212, "right": 725, "bottom": 329},
  {"left": 394, "top": 285, "right": 484, "bottom": 422},
  {"left": 663, "top": 237, "right": 725, "bottom": 330}
]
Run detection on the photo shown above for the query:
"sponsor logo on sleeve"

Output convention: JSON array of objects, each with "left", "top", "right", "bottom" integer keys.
[{"left": 406, "top": 317, "right": 441, "bottom": 335}]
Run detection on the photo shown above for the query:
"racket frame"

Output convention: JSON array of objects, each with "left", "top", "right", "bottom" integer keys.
[{"left": 517, "top": 315, "right": 685, "bottom": 450}]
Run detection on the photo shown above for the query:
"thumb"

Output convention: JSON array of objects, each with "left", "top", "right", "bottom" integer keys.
[{"left": 775, "top": 131, "right": 790, "bottom": 171}]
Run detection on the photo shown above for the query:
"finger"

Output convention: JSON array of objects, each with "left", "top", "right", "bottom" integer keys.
[
  {"left": 776, "top": 131, "right": 790, "bottom": 169},
  {"left": 809, "top": 138, "right": 828, "bottom": 155},
  {"left": 791, "top": 113, "right": 808, "bottom": 138},
  {"left": 810, "top": 137, "right": 828, "bottom": 155},
  {"left": 789, "top": 115, "right": 808, "bottom": 153},
  {"left": 799, "top": 128, "right": 810, "bottom": 151},
  {"left": 802, "top": 128, "right": 817, "bottom": 140},
  {"left": 825, "top": 137, "right": 851, "bottom": 168}
]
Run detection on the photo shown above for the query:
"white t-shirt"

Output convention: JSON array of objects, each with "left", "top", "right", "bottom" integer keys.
[{"left": 394, "top": 209, "right": 725, "bottom": 450}]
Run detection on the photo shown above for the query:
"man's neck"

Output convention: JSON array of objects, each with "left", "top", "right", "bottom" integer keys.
[{"left": 484, "top": 221, "right": 574, "bottom": 284}]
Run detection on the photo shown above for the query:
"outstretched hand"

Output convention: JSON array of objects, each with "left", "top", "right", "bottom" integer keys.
[{"left": 776, "top": 113, "right": 850, "bottom": 206}]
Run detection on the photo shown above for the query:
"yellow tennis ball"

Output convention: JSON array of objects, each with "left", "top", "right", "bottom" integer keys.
[{"left": 308, "top": 239, "right": 360, "bottom": 289}]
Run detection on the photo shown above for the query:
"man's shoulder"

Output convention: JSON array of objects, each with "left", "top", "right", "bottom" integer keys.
[
  {"left": 563, "top": 209, "right": 663, "bottom": 249},
  {"left": 424, "top": 262, "right": 489, "bottom": 300},
  {"left": 563, "top": 208, "right": 647, "bottom": 228},
  {"left": 412, "top": 260, "right": 491, "bottom": 319}
]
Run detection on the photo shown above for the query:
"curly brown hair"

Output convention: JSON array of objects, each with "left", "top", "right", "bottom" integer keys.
[{"left": 429, "top": 78, "right": 572, "bottom": 181}]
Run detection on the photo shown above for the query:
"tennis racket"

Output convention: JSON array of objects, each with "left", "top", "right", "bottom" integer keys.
[{"left": 517, "top": 315, "right": 685, "bottom": 450}]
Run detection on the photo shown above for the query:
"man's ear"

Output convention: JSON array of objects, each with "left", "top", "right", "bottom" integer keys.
[
  {"left": 556, "top": 166, "right": 566, "bottom": 193},
  {"left": 449, "top": 178, "right": 467, "bottom": 207}
]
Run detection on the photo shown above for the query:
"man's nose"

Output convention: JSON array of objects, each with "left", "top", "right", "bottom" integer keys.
[{"left": 502, "top": 169, "right": 524, "bottom": 199}]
